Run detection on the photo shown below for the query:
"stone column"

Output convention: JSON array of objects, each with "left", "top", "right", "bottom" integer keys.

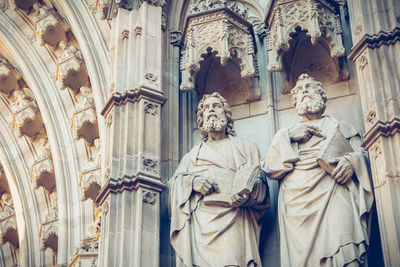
[
  {"left": 348, "top": 0, "right": 400, "bottom": 265},
  {"left": 96, "top": 2, "right": 166, "bottom": 267}
]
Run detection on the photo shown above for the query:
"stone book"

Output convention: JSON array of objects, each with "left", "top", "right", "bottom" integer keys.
[
  {"left": 316, "top": 130, "right": 353, "bottom": 175},
  {"left": 231, "top": 164, "right": 262, "bottom": 196},
  {"left": 202, "top": 165, "right": 262, "bottom": 205}
]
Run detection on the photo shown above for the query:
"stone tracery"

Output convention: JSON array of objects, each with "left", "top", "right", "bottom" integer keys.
[{"left": 180, "top": 0, "right": 261, "bottom": 101}]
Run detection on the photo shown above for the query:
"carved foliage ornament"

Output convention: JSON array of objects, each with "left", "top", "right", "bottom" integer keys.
[
  {"left": 181, "top": 6, "right": 256, "bottom": 91},
  {"left": 265, "top": 0, "right": 345, "bottom": 72}
]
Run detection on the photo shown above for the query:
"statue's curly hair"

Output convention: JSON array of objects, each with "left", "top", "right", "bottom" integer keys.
[
  {"left": 291, "top": 73, "right": 327, "bottom": 106},
  {"left": 197, "top": 92, "right": 236, "bottom": 140}
]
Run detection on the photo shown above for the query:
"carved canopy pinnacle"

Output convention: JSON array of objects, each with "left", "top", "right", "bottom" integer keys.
[
  {"left": 180, "top": 3, "right": 257, "bottom": 92},
  {"left": 265, "top": 0, "right": 345, "bottom": 72}
]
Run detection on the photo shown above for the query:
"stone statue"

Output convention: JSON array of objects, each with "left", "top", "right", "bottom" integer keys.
[
  {"left": 261, "top": 74, "right": 374, "bottom": 267},
  {"left": 169, "top": 92, "right": 269, "bottom": 267},
  {"left": 0, "top": 193, "right": 14, "bottom": 217}
]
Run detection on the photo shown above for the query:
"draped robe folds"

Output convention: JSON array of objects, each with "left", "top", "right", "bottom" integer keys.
[
  {"left": 169, "top": 136, "right": 270, "bottom": 267},
  {"left": 261, "top": 116, "right": 374, "bottom": 267}
]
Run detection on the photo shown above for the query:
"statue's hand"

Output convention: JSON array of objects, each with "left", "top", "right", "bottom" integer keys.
[
  {"left": 192, "top": 176, "right": 218, "bottom": 196},
  {"left": 230, "top": 193, "right": 253, "bottom": 208},
  {"left": 288, "top": 124, "right": 324, "bottom": 142},
  {"left": 331, "top": 157, "right": 354, "bottom": 185}
]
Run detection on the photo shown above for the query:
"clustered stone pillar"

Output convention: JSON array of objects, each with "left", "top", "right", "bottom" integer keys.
[
  {"left": 96, "top": 2, "right": 166, "bottom": 267},
  {"left": 348, "top": 0, "right": 400, "bottom": 265}
]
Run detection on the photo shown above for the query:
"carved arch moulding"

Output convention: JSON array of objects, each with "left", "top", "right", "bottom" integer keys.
[
  {"left": 265, "top": 0, "right": 347, "bottom": 92},
  {"left": 180, "top": 0, "right": 261, "bottom": 101}
]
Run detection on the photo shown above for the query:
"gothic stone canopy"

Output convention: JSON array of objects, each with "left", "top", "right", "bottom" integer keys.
[
  {"left": 265, "top": 0, "right": 345, "bottom": 72},
  {"left": 180, "top": 0, "right": 257, "bottom": 92}
]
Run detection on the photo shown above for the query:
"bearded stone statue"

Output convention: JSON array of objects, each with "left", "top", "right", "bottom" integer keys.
[
  {"left": 169, "top": 92, "right": 269, "bottom": 267},
  {"left": 261, "top": 74, "right": 374, "bottom": 267}
]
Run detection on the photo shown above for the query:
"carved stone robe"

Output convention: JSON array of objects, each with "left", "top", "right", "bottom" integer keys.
[
  {"left": 169, "top": 135, "right": 269, "bottom": 267},
  {"left": 261, "top": 116, "right": 373, "bottom": 267}
]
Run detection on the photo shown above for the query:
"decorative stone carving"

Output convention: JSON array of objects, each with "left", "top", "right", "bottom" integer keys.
[
  {"left": 30, "top": 143, "right": 56, "bottom": 193},
  {"left": 33, "top": 3, "right": 70, "bottom": 48},
  {"left": 0, "top": 193, "right": 14, "bottom": 218},
  {"left": 170, "top": 31, "right": 182, "bottom": 46},
  {"left": 169, "top": 92, "right": 269, "bottom": 266},
  {"left": 142, "top": 190, "right": 157, "bottom": 205},
  {"left": 71, "top": 86, "right": 99, "bottom": 145},
  {"left": 70, "top": 237, "right": 99, "bottom": 266},
  {"left": 96, "top": 0, "right": 110, "bottom": 20},
  {"left": 0, "top": 58, "right": 21, "bottom": 97},
  {"left": 11, "top": 89, "right": 45, "bottom": 140},
  {"left": 79, "top": 166, "right": 101, "bottom": 202},
  {"left": 141, "top": 157, "right": 159, "bottom": 175},
  {"left": 56, "top": 43, "right": 91, "bottom": 94},
  {"left": 265, "top": 0, "right": 345, "bottom": 72},
  {"left": 46, "top": 191, "right": 58, "bottom": 221},
  {"left": 0, "top": 214, "right": 18, "bottom": 248},
  {"left": 40, "top": 219, "right": 58, "bottom": 255},
  {"left": 180, "top": 4, "right": 258, "bottom": 96},
  {"left": 144, "top": 102, "right": 158, "bottom": 115},
  {"left": 261, "top": 74, "right": 373, "bottom": 266}
]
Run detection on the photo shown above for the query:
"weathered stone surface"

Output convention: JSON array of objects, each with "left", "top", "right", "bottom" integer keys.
[
  {"left": 261, "top": 74, "right": 373, "bottom": 266},
  {"left": 169, "top": 92, "right": 269, "bottom": 266}
]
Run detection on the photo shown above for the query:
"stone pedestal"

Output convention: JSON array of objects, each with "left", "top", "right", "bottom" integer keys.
[
  {"left": 96, "top": 2, "right": 165, "bottom": 267},
  {"left": 348, "top": 0, "right": 400, "bottom": 265}
]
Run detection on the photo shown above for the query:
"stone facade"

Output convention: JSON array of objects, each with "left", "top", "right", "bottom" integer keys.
[{"left": 0, "top": 0, "right": 397, "bottom": 266}]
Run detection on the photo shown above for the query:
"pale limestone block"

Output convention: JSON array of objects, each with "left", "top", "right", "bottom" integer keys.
[{"left": 231, "top": 103, "right": 249, "bottom": 120}]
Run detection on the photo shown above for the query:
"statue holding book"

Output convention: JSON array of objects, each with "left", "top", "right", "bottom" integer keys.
[
  {"left": 261, "top": 74, "right": 374, "bottom": 267},
  {"left": 169, "top": 92, "right": 269, "bottom": 267}
]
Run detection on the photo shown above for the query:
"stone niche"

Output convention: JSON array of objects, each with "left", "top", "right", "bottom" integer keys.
[
  {"left": 79, "top": 166, "right": 101, "bottom": 202},
  {"left": 9, "top": 0, "right": 37, "bottom": 11},
  {"left": 56, "top": 43, "right": 91, "bottom": 94},
  {"left": 0, "top": 58, "right": 22, "bottom": 97},
  {"left": 11, "top": 89, "right": 46, "bottom": 140},
  {"left": 265, "top": 0, "right": 348, "bottom": 93},
  {"left": 181, "top": 0, "right": 261, "bottom": 103},
  {"left": 71, "top": 87, "right": 99, "bottom": 145},
  {"left": 33, "top": 3, "right": 70, "bottom": 49},
  {"left": 30, "top": 147, "right": 56, "bottom": 193},
  {"left": 0, "top": 215, "right": 18, "bottom": 248},
  {"left": 40, "top": 219, "right": 58, "bottom": 255}
]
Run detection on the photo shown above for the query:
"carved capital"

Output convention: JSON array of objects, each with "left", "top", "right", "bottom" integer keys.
[
  {"left": 33, "top": 3, "right": 70, "bottom": 48},
  {"left": 56, "top": 43, "right": 90, "bottom": 94}
]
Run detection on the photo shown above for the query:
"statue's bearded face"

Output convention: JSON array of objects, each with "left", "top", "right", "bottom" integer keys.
[
  {"left": 201, "top": 97, "right": 228, "bottom": 133},
  {"left": 294, "top": 82, "right": 326, "bottom": 116}
]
